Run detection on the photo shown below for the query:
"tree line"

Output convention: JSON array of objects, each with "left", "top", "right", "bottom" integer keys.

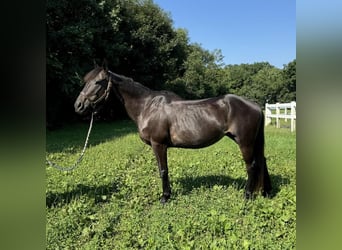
[{"left": 47, "top": 0, "right": 295, "bottom": 127}]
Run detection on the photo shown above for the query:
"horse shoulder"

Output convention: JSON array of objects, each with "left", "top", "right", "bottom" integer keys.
[{"left": 137, "top": 95, "right": 171, "bottom": 145}]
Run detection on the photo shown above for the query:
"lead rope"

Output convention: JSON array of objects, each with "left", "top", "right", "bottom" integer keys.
[{"left": 46, "top": 112, "right": 94, "bottom": 171}]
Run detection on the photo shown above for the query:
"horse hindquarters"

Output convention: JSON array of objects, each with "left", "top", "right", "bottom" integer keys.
[{"left": 230, "top": 107, "right": 271, "bottom": 199}]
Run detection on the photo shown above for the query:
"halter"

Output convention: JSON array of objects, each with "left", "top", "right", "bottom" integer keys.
[{"left": 80, "top": 75, "right": 113, "bottom": 106}]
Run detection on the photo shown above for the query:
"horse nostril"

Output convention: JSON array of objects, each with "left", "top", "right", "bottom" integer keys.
[{"left": 75, "top": 100, "right": 83, "bottom": 112}]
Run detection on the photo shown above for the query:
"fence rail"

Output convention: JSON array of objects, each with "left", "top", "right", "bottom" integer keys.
[{"left": 265, "top": 101, "right": 296, "bottom": 132}]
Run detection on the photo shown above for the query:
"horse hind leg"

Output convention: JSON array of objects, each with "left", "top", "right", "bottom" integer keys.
[
  {"left": 239, "top": 145, "right": 260, "bottom": 199},
  {"left": 239, "top": 143, "right": 272, "bottom": 199},
  {"left": 252, "top": 120, "right": 272, "bottom": 197},
  {"left": 259, "top": 155, "right": 272, "bottom": 197},
  {"left": 226, "top": 132, "right": 257, "bottom": 198}
]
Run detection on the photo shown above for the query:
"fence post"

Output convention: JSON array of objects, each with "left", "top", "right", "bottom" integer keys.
[
  {"left": 276, "top": 102, "right": 280, "bottom": 128},
  {"left": 284, "top": 107, "right": 288, "bottom": 122},
  {"left": 291, "top": 101, "right": 296, "bottom": 132},
  {"left": 265, "top": 103, "right": 272, "bottom": 126}
]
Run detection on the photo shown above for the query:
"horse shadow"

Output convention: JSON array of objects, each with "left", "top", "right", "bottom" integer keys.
[
  {"left": 46, "top": 174, "right": 290, "bottom": 207},
  {"left": 175, "top": 174, "right": 290, "bottom": 198},
  {"left": 46, "top": 119, "right": 137, "bottom": 154},
  {"left": 46, "top": 182, "right": 119, "bottom": 208}
]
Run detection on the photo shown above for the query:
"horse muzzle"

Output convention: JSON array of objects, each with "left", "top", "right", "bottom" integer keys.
[{"left": 74, "top": 95, "right": 91, "bottom": 115}]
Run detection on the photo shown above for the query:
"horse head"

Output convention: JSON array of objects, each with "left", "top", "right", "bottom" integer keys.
[{"left": 74, "top": 64, "right": 112, "bottom": 115}]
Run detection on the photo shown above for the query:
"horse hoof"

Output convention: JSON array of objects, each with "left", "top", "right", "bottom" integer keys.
[
  {"left": 262, "top": 190, "right": 272, "bottom": 198},
  {"left": 244, "top": 191, "right": 253, "bottom": 200},
  {"left": 160, "top": 195, "right": 170, "bottom": 204}
]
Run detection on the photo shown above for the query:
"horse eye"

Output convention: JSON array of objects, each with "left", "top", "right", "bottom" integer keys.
[{"left": 95, "top": 80, "right": 107, "bottom": 86}]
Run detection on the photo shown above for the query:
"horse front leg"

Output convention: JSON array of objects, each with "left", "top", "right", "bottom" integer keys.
[{"left": 151, "top": 142, "right": 171, "bottom": 203}]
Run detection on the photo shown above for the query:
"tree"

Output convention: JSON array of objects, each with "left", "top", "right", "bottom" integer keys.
[
  {"left": 165, "top": 44, "right": 225, "bottom": 99},
  {"left": 47, "top": 0, "right": 296, "bottom": 125},
  {"left": 47, "top": 0, "right": 120, "bottom": 125},
  {"left": 47, "top": 0, "right": 188, "bottom": 125},
  {"left": 279, "top": 59, "right": 296, "bottom": 102},
  {"left": 249, "top": 66, "right": 283, "bottom": 106}
]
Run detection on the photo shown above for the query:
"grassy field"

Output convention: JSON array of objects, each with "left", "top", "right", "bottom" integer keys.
[{"left": 46, "top": 120, "right": 296, "bottom": 249}]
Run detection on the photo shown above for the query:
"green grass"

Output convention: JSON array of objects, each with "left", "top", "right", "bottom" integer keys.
[{"left": 46, "top": 120, "right": 296, "bottom": 249}]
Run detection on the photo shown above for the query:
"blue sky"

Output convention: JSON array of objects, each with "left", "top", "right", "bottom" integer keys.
[{"left": 154, "top": 0, "right": 296, "bottom": 69}]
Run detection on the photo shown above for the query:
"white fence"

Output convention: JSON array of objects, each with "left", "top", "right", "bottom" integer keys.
[{"left": 265, "top": 101, "right": 296, "bottom": 132}]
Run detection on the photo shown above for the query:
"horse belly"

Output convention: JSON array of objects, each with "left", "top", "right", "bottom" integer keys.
[{"left": 169, "top": 123, "right": 225, "bottom": 148}]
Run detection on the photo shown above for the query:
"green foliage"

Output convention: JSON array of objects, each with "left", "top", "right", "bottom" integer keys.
[
  {"left": 46, "top": 121, "right": 296, "bottom": 249},
  {"left": 221, "top": 63, "right": 280, "bottom": 106},
  {"left": 279, "top": 59, "right": 296, "bottom": 102},
  {"left": 165, "top": 44, "right": 226, "bottom": 99},
  {"left": 47, "top": 0, "right": 188, "bottom": 124},
  {"left": 47, "top": 0, "right": 296, "bottom": 125}
]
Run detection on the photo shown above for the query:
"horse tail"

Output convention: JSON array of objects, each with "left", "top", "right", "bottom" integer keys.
[{"left": 254, "top": 111, "right": 272, "bottom": 196}]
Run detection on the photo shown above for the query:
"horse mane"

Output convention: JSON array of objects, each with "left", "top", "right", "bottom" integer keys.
[{"left": 108, "top": 71, "right": 151, "bottom": 97}]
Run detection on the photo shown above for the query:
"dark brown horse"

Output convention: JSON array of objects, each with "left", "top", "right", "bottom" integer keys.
[{"left": 74, "top": 65, "right": 272, "bottom": 203}]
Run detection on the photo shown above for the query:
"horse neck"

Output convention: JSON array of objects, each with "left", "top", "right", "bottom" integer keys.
[{"left": 117, "top": 81, "right": 151, "bottom": 122}]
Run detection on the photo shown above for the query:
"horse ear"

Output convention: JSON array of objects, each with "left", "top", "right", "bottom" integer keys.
[
  {"left": 93, "top": 59, "right": 99, "bottom": 68},
  {"left": 102, "top": 59, "right": 108, "bottom": 71}
]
